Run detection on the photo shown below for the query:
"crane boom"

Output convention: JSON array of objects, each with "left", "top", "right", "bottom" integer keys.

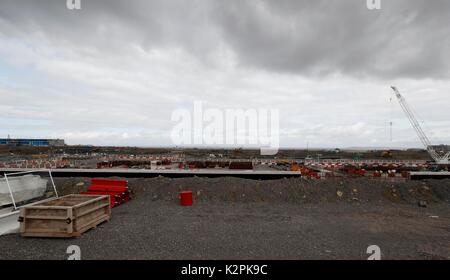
[{"left": 391, "top": 86, "right": 450, "bottom": 164}]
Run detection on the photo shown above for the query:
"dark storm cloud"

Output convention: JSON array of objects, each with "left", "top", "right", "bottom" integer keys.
[
  {"left": 212, "top": 0, "right": 450, "bottom": 79},
  {"left": 0, "top": 0, "right": 217, "bottom": 56},
  {"left": 0, "top": 0, "right": 449, "bottom": 79}
]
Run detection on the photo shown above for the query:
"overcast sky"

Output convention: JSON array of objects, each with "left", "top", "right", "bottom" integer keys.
[{"left": 0, "top": 0, "right": 449, "bottom": 148}]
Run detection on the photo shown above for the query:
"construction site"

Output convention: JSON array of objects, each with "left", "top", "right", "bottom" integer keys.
[
  {"left": 0, "top": 87, "right": 449, "bottom": 260},
  {"left": 0, "top": 1, "right": 449, "bottom": 266}
]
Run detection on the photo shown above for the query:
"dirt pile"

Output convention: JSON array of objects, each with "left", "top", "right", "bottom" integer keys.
[{"left": 53, "top": 177, "right": 450, "bottom": 206}]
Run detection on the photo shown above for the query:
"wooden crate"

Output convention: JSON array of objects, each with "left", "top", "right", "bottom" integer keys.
[{"left": 19, "top": 194, "right": 111, "bottom": 238}]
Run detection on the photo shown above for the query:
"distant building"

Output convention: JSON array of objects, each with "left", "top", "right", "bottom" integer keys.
[{"left": 0, "top": 138, "right": 65, "bottom": 147}]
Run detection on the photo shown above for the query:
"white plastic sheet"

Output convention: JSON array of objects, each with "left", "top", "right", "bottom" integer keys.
[{"left": 0, "top": 174, "right": 47, "bottom": 206}]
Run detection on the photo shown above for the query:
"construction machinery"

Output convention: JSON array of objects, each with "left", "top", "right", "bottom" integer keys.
[{"left": 391, "top": 86, "right": 450, "bottom": 165}]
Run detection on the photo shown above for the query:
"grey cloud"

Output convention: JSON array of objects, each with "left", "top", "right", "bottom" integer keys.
[
  {"left": 212, "top": 0, "right": 450, "bottom": 79},
  {"left": 1, "top": 0, "right": 449, "bottom": 79},
  {"left": 0, "top": 0, "right": 215, "bottom": 58},
  {"left": 1, "top": 0, "right": 450, "bottom": 148}
]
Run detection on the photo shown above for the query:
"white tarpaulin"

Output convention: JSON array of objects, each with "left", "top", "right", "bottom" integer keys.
[
  {"left": 0, "top": 174, "right": 47, "bottom": 206},
  {"left": 0, "top": 207, "right": 19, "bottom": 235}
]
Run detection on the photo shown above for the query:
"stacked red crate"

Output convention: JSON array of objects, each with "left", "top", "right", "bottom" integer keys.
[{"left": 80, "top": 178, "right": 130, "bottom": 208}]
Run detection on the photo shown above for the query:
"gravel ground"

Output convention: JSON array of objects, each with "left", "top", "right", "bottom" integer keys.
[{"left": 0, "top": 177, "right": 449, "bottom": 260}]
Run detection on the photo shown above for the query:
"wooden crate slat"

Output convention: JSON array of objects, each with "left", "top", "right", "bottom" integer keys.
[
  {"left": 21, "top": 215, "right": 68, "bottom": 220},
  {"left": 72, "top": 195, "right": 108, "bottom": 209},
  {"left": 76, "top": 214, "right": 110, "bottom": 235},
  {"left": 75, "top": 202, "right": 110, "bottom": 217}
]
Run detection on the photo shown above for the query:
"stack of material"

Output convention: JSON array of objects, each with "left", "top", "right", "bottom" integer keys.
[
  {"left": 229, "top": 162, "right": 253, "bottom": 170},
  {"left": 80, "top": 179, "right": 130, "bottom": 208}
]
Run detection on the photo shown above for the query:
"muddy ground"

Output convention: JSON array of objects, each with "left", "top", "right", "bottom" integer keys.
[{"left": 0, "top": 177, "right": 449, "bottom": 260}]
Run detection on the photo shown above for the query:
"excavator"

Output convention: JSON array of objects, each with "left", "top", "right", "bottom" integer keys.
[{"left": 391, "top": 86, "right": 450, "bottom": 166}]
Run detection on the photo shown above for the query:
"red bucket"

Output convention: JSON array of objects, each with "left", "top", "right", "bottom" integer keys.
[{"left": 179, "top": 191, "right": 193, "bottom": 206}]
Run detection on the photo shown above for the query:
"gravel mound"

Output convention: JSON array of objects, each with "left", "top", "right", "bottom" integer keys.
[{"left": 52, "top": 177, "right": 450, "bottom": 206}]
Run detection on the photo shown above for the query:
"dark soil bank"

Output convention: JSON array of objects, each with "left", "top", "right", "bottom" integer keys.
[{"left": 54, "top": 177, "right": 450, "bottom": 206}]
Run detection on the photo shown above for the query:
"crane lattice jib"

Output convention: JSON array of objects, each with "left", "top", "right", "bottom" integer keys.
[{"left": 391, "top": 86, "right": 443, "bottom": 163}]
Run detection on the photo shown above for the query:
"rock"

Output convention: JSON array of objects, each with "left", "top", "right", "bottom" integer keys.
[{"left": 418, "top": 200, "right": 428, "bottom": 208}]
